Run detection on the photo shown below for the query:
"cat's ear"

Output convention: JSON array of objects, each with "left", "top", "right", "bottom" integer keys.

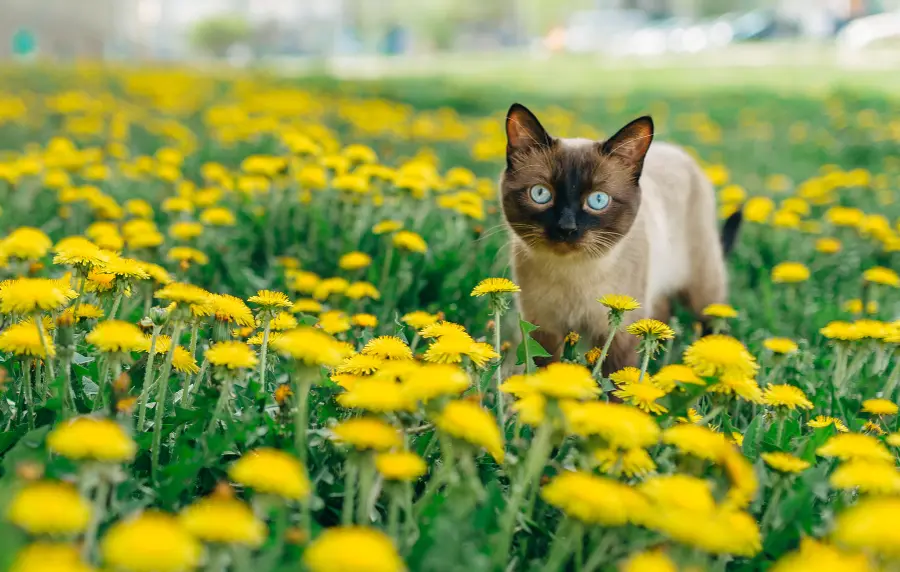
[
  {"left": 602, "top": 116, "right": 654, "bottom": 177},
  {"left": 506, "top": 103, "right": 552, "bottom": 154}
]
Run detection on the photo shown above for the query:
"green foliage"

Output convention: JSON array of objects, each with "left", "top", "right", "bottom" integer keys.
[{"left": 189, "top": 15, "right": 252, "bottom": 57}]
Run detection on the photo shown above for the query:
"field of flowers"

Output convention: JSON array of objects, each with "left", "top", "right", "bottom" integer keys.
[{"left": 0, "top": 65, "right": 899, "bottom": 572}]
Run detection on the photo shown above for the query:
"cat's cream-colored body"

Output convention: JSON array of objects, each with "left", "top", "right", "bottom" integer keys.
[{"left": 510, "top": 139, "right": 726, "bottom": 372}]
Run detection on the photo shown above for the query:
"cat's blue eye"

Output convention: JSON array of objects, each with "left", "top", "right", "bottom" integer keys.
[
  {"left": 528, "top": 184, "right": 553, "bottom": 205},
  {"left": 585, "top": 191, "right": 611, "bottom": 212}
]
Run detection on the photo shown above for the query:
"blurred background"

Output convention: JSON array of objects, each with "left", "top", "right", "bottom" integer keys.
[{"left": 2, "top": 0, "right": 900, "bottom": 70}]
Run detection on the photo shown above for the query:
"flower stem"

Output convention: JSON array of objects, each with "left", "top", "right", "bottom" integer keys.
[
  {"left": 181, "top": 321, "right": 200, "bottom": 404},
  {"left": 82, "top": 478, "right": 110, "bottom": 560},
  {"left": 185, "top": 358, "right": 209, "bottom": 408},
  {"left": 493, "top": 307, "right": 504, "bottom": 423},
  {"left": 356, "top": 455, "right": 376, "bottom": 523},
  {"left": 494, "top": 422, "right": 554, "bottom": 564},
  {"left": 136, "top": 325, "right": 161, "bottom": 431},
  {"left": 109, "top": 290, "right": 124, "bottom": 320},
  {"left": 292, "top": 367, "right": 314, "bottom": 465},
  {"left": 151, "top": 321, "right": 184, "bottom": 484},
  {"left": 22, "top": 358, "right": 34, "bottom": 430},
  {"left": 542, "top": 519, "right": 582, "bottom": 572},
  {"left": 592, "top": 328, "right": 618, "bottom": 379},
  {"left": 258, "top": 319, "right": 272, "bottom": 392},
  {"left": 342, "top": 457, "right": 358, "bottom": 525},
  {"left": 35, "top": 316, "right": 56, "bottom": 383},
  {"left": 206, "top": 377, "right": 233, "bottom": 434},
  {"left": 637, "top": 343, "right": 652, "bottom": 383},
  {"left": 92, "top": 356, "right": 111, "bottom": 412}
]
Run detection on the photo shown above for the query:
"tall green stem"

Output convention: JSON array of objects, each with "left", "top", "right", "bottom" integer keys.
[
  {"left": 293, "top": 367, "right": 313, "bottom": 464},
  {"left": 151, "top": 321, "right": 184, "bottom": 484},
  {"left": 22, "top": 358, "right": 34, "bottom": 430},
  {"left": 542, "top": 519, "right": 583, "bottom": 572},
  {"left": 82, "top": 478, "right": 110, "bottom": 560},
  {"left": 206, "top": 378, "right": 233, "bottom": 434},
  {"left": 493, "top": 307, "right": 504, "bottom": 422},
  {"left": 35, "top": 316, "right": 56, "bottom": 383},
  {"left": 109, "top": 290, "right": 124, "bottom": 320},
  {"left": 494, "top": 422, "right": 554, "bottom": 564},
  {"left": 342, "top": 458, "right": 358, "bottom": 526},
  {"left": 637, "top": 344, "right": 652, "bottom": 383},
  {"left": 356, "top": 455, "right": 377, "bottom": 523},
  {"left": 92, "top": 356, "right": 111, "bottom": 412},
  {"left": 181, "top": 321, "right": 200, "bottom": 404},
  {"left": 258, "top": 319, "right": 272, "bottom": 393},
  {"left": 592, "top": 327, "right": 619, "bottom": 379},
  {"left": 137, "top": 325, "right": 161, "bottom": 431}
]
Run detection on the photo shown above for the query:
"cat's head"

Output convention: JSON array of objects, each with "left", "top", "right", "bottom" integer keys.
[{"left": 500, "top": 103, "right": 653, "bottom": 257}]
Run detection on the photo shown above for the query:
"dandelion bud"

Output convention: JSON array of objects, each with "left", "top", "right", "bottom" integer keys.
[
  {"left": 15, "top": 461, "right": 44, "bottom": 481},
  {"left": 149, "top": 307, "right": 169, "bottom": 327}
]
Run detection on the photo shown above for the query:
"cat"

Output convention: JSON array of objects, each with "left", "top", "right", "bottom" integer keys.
[{"left": 500, "top": 103, "right": 740, "bottom": 375}]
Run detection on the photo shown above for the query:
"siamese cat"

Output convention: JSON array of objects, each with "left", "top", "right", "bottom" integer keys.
[{"left": 500, "top": 103, "right": 740, "bottom": 375}]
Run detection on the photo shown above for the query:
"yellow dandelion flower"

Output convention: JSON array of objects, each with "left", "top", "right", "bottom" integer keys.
[
  {"left": 166, "top": 246, "right": 209, "bottom": 265},
  {"left": 168, "top": 221, "right": 203, "bottom": 242},
  {"left": 820, "top": 321, "right": 863, "bottom": 341},
  {"left": 683, "top": 335, "right": 759, "bottom": 379},
  {"left": 318, "top": 310, "right": 351, "bottom": 335},
  {"left": 206, "top": 341, "right": 258, "bottom": 370},
  {"left": 817, "top": 433, "right": 892, "bottom": 462},
  {"left": 887, "top": 432, "right": 900, "bottom": 446},
  {"left": 199, "top": 207, "right": 235, "bottom": 226},
  {"left": 808, "top": 415, "right": 849, "bottom": 432},
  {"left": 862, "top": 420, "right": 886, "bottom": 435},
  {"left": 541, "top": 471, "right": 647, "bottom": 526},
  {"left": 772, "top": 262, "right": 810, "bottom": 283},
  {"left": 270, "top": 327, "right": 345, "bottom": 367},
  {"left": 392, "top": 230, "right": 427, "bottom": 253},
  {"left": 585, "top": 347, "right": 602, "bottom": 365},
  {"left": 154, "top": 283, "right": 212, "bottom": 309},
  {"left": 372, "top": 220, "right": 403, "bottom": 235},
  {"left": 707, "top": 374, "right": 763, "bottom": 403},
  {"left": 593, "top": 447, "right": 656, "bottom": 478},
  {"left": 47, "top": 417, "right": 136, "bottom": 462},
  {"left": 345, "top": 281, "right": 381, "bottom": 300},
  {"left": 526, "top": 363, "right": 600, "bottom": 400},
  {"left": 400, "top": 311, "right": 438, "bottom": 330},
  {"left": 434, "top": 400, "right": 504, "bottom": 462},
  {"left": 832, "top": 496, "right": 900, "bottom": 558},
  {"left": 141, "top": 263, "right": 172, "bottom": 285},
  {"left": 59, "top": 303, "right": 105, "bottom": 323},
  {"left": 313, "top": 278, "right": 351, "bottom": 301},
  {"left": 337, "top": 380, "right": 413, "bottom": 413},
  {"left": 2, "top": 227, "right": 52, "bottom": 260},
  {"left": 862, "top": 398, "right": 899, "bottom": 416},
  {"left": 362, "top": 336, "right": 413, "bottom": 360},
  {"left": 764, "top": 337, "right": 798, "bottom": 354},
  {"left": 470, "top": 277, "right": 520, "bottom": 296},
  {"left": 702, "top": 303, "right": 738, "bottom": 319},
  {"left": 0, "top": 278, "right": 78, "bottom": 314},
  {"left": 562, "top": 401, "right": 660, "bottom": 449},
  {"left": 815, "top": 237, "right": 842, "bottom": 254},
  {"left": 761, "top": 452, "right": 811, "bottom": 474},
  {"left": 651, "top": 364, "right": 704, "bottom": 392},
  {"left": 303, "top": 526, "right": 406, "bottom": 572},
  {"left": 228, "top": 448, "right": 310, "bottom": 500},
  {"left": 338, "top": 251, "right": 372, "bottom": 271},
  {"left": 331, "top": 418, "right": 403, "bottom": 451},
  {"left": 101, "top": 511, "right": 201, "bottom": 572},
  {"left": 403, "top": 363, "right": 470, "bottom": 403},
  {"left": 830, "top": 459, "right": 900, "bottom": 494},
  {"left": 7, "top": 481, "right": 90, "bottom": 535},
  {"left": 610, "top": 367, "right": 642, "bottom": 385},
  {"left": 53, "top": 236, "right": 107, "bottom": 268},
  {"left": 10, "top": 542, "right": 95, "bottom": 572},
  {"left": 291, "top": 298, "right": 323, "bottom": 314},
  {"left": 86, "top": 320, "right": 145, "bottom": 354},
  {"left": 863, "top": 266, "right": 900, "bottom": 287},
  {"left": 762, "top": 384, "right": 813, "bottom": 410},
  {"left": 178, "top": 496, "right": 266, "bottom": 547},
  {"left": 598, "top": 294, "right": 641, "bottom": 312},
  {"left": 375, "top": 451, "right": 427, "bottom": 481},
  {"left": 627, "top": 319, "right": 675, "bottom": 341},
  {"left": 336, "top": 353, "right": 384, "bottom": 376},
  {"left": 247, "top": 289, "right": 292, "bottom": 310},
  {"left": 139, "top": 336, "right": 199, "bottom": 375},
  {"left": 0, "top": 320, "right": 55, "bottom": 357},
  {"left": 208, "top": 294, "right": 255, "bottom": 327},
  {"left": 422, "top": 332, "right": 478, "bottom": 365},
  {"left": 621, "top": 550, "right": 677, "bottom": 572},
  {"left": 662, "top": 424, "right": 728, "bottom": 461},
  {"left": 771, "top": 538, "right": 871, "bottom": 572},
  {"left": 613, "top": 382, "right": 668, "bottom": 414},
  {"left": 419, "top": 321, "right": 467, "bottom": 339},
  {"left": 268, "top": 311, "right": 298, "bottom": 331}
]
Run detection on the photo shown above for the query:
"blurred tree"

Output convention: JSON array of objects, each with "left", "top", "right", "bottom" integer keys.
[{"left": 188, "top": 15, "right": 252, "bottom": 57}]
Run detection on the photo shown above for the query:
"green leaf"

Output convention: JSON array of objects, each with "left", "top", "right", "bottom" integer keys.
[
  {"left": 515, "top": 319, "right": 550, "bottom": 373},
  {"left": 742, "top": 414, "right": 764, "bottom": 459}
]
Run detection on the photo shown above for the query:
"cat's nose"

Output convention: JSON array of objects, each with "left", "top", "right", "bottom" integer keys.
[{"left": 558, "top": 211, "right": 577, "bottom": 233}]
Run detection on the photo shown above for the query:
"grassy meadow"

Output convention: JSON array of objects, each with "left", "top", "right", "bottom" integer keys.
[{"left": 1, "top": 61, "right": 900, "bottom": 572}]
